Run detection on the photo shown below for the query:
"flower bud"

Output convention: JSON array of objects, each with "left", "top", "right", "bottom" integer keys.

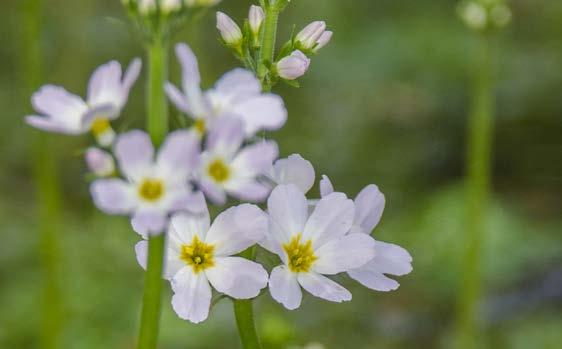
[
  {"left": 490, "top": 3, "right": 512, "bottom": 28},
  {"left": 314, "top": 30, "right": 333, "bottom": 52},
  {"left": 458, "top": 1, "right": 488, "bottom": 30},
  {"left": 249, "top": 5, "right": 265, "bottom": 36},
  {"left": 137, "top": 0, "right": 182, "bottom": 15},
  {"left": 185, "top": 0, "right": 222, "bottom": 7},
  {"left": 296, "top": 21, "right": 326, "bottom": 50},
  {"left": 85, "top": 148, "right": 115, "bottom": 177},
  {"left": 276, "top": 50, "right": 311, "bottom": 80},
  {"left": 216, "top": 11, "right": 243, "bottom": 46}
]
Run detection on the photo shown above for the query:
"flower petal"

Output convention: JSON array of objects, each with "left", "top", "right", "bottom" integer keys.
[
  {"left": 302, "top": 192, "right": 355, "bottom": 248},
  {"left": 319, "top": 175, "right": 334, "bottom": 198},
  {"left": 114, "top": 130, "right": 154, "bottom": 181},
  {"left": 225, "top": 179, "right": 271, "bottom": 203},
  {"left": 353, "top": 184, "right": 385, "bottom": 234},
  {"left": 232, "top": 94, "right": 287, "bottom": 136},
  {"left": 313, "top": 234, "right": 376, "bottom": 274},
  {"left": 214, "top": 68, "right": 261, "bottom": 100},
  {"left": 168, "top": 210, "right": 211, "bottom": 248},
  {"left": 165, "top": 82, "right": 190, "bottom": 114},
  {"left": 90, "top": 179, "right": 136, "bottom": 214},
  {"left": 297, "top": 272, "right": 351, "bottom": 303},
  {"left": 131, "top": 210, "right": 167, "bottom": 238},
  {"left": 269, "top": 265, "right": 302, "bottom": 310},
  {"left": 205, "top": 117, "right": 244, "bottom": 159},
  {"left": 171, "top": 267, "right": 212, "bottom": 323},
  {"left": 87, "top": 60, "right": 122, "bottom": 109},
  {"left": 231, "top": 140, "right": 278, "bottom": 178},
  {"left": 157, "top": 130, "right": 200, "bottom": 181},
  {"left": 270, "top": 154, "right": 315, "bottom": 194},
  {"left": 267, "top": 184, "right": 309, "bottom": 249},
  {"left": 198, "top": 179, "right": 227, "bottom": 205},
  {"left": 176, "top": 43, "right": 201, "bottom": 89},
  {"left": 205, "top": 204, "right": 267, "bottom": 256},
  {"left": 119, "top": 58, "right": 142, "bottom": 107},
  {"left": 205, "top": 257, "right": 268, "bottom": 299},
  {"left": 30, "top": 85, "right": 87, "bottom": 133}
]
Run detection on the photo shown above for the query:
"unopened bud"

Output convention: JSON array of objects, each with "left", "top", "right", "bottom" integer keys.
[
  {"left": 249, "top": 5, "right": 265, "bottom": 36},
  {"left": 458, "top": 1, "right": 488, "bottom": 30},
  {"left": 296, "top": 21, "right": 326, "bottom": 50},
  {"left": 276, "top": 50, "right": 310, "bottom": 80},
  {"left": 314, "top": 30, "right": 333, "bottom": 52},
  {"left": 216, "top": 11, "right": 243, "bottom": 46},
  {"left": 85, "top": 148, "right": 115, "bottom": 177}
]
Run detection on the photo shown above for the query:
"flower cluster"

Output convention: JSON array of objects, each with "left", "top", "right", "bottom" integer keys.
[
  {"left": 25, "top": 2, "right": 412, "bottom": 326},
  {"left": 457, "top": 0, "right": 512, "bottom": 31}
]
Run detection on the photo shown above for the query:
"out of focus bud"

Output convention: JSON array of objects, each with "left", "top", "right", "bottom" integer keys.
[
  {"left": 136, "top": 0, "right": 182, "bottom": 15},
  {"left": 458, "top": 1, "right": 488, "bottom": 30},
  {"left": 457, "top": 0, "right": 512, "bottom": 31},
  {"left": 185, "top": 0, "right": 222, "bottom": 7},
  {"left": 314, "top": 30, "right": 333, "bottom": 52},
  {"left": 249, "top": 5, "right": 265, "bottom": 36},
  {"left": 216, "top": 12, "right": 243, "bottom": 47},
  {"left": 85, "top": 148, "right": 115, "bottom": 177},
  {"left": 490, "top": 3, "right": 512, "bottom": 27},
  {"left": 295, "top": 21, "right": 326, "bottom": 50},
  {"left": 276, "top": 50, "right": 310, "bottom": 80}
]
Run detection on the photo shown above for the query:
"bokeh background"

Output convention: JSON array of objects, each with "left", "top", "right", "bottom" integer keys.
[{"left": 1, "top": 0, "right": 562, "bottom": 348}]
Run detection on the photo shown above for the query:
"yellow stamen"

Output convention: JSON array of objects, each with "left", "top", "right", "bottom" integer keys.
[
  {"left": 91, "top": 117, "right": 111, "bottom": 137},
  {"left": 208, "top": 158, "right": 230, "bottom": 183},
  {"left": 180, "top": 235, "right": 215, "bottom": 274},
  {"left": 138, "top": 179, "right": 165, "bottom": 201},
  {"left": 193, "top": 119, "right": 206, "bottom": 135},
  {"left": 283, "top": 234, "right": 317, "bottom": 273}
]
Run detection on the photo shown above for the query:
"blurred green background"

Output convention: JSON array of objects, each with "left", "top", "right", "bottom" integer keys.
[{"left": 1, "top": 0, "right": 562, "bottom": 348}]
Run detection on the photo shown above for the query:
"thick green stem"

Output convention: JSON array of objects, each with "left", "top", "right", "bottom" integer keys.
[
  {"left": 137, "top": 35, "right": 169, "bottom": 349},
  {"left": 455, "top": 35, "right": 494, "bottom": 349},
  {"left": 257, "top": 2, "right": 280, "bottom": 91},
  {"left": 21, "top": 1, "right": 63, "bottom": 348},
  {"left": 233, "top": 247, "right": 262, "bottom": 349}
]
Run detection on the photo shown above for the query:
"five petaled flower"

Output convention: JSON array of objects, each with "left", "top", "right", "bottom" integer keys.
[
  {"left": 263, "top": 184, "right": 377, "bottom": 310},
  {"left": 135, "top": 204, "right": 269, "bottom": 323},
  {"left": 90, "top": 130, "right": 204, "bottom": 237},
  {"left": 26, "top": 59, "right": 141, "bottom": 146}
]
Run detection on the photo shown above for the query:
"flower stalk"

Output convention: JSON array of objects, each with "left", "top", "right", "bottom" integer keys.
[
  {"left": 257, "top": 1, "right": 280, "bottom": 91},
  {"left": 455, "top": 33, "right": 494, "bottom": 349}
]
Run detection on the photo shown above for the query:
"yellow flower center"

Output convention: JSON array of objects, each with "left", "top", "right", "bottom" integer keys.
[
  {"left": 208, "top": 158, "right": 230, "bottom": 183},
  {"left": 91, "top": 117, "right": 111, "bottom": 136},
  {"left": 194, "top": 119, "right": 206, "bottom": 135},
  {"left": 283, "top": 234, "right": 317, "bottom": 273},
  {"left": 138, "top": 179, "right": 165, "bottom": 201},
  {"left": 180, "top": 235, "right": 215, "bottom": 274}
]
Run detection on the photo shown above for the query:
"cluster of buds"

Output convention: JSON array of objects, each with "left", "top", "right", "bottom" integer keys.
[
  {"left": 457, "top": 0, "right": 512, "bottom": 32},
  {"left": 216, "top": 3, "right": 332, "bottom": 87}
]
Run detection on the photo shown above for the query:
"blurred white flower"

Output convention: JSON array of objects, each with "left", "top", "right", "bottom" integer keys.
[
  {"left": 263, "top": 184, "right": 376, "bottom": 310},
  {"left": 90, "top": 130, "right": 205, "bottom": 237},
  {"left": 85, "top": 147, "right": 115, "bottom": 177},
  {"left": 459, "top": 1, "right": 488, "bottom": 30},
  {"left": 266, "top": 154, "right": 315, "bottom": 194},
  {"left": 276, "top": 50, "right": 310, "bottom": 80},
  {"left": 320, "top": 176, "right": 413, "bottom": 291},
  {"left": 26, "top": 59, "right": 141, "bottom": 147},
  {"left": 216, "top": 12, "right": 243, "bottom": 46},
  {"left": 165, "top": 43, "right": 287, "bottom": 137},
  {"left": 135, "top": 204, "right": 269, "bottom": 323}
]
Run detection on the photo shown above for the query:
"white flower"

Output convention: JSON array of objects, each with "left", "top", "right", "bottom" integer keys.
[
  {"left": 296, "top": 21, "right": 327, "bottom": 50},
  {"left": 249, "top": 5, "right": 265, "bottom": 36},
  {"left": 266, "top": 154, "right": 315, "bottom": 194},
  {"left": 26, "top": 59, "right": 141, "bottom": 146},
  {"left": 90, "top": 130, "right": 205, "bottom": 237},
  {"left": 314, "top": 31, "right": 333, "bottom": 52},
  {"left": 263, "top": 184, "right": 376, "bottom": 310},
  {"left": 197, "top": 118, "right": 278, "bottom": 205},
  {"left": 85, "top": 147, "right": 115, "bottom": 177},
  {"left": 276, "top": 50, "right": 310, "bottom": 80},
  {"left": 165, "top": 43, "right": 287, "bottom": 137},
  {"left": 320, "top": 176, "right": 413, "bottom": 291},
  {"left": 216, "top": 12, "right": 243, "bottom": 46},
  {"left": 135, "top": 204, "right": 269, "bottom": 323}
]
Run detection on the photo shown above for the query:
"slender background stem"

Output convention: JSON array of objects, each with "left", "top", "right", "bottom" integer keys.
[
  {"left": 20, "top": 1, "right": 63, "bottom": 348},
  {"left": 257, "top": 2, "right": 280, "bottom": 91},
  {"left": 455, "top": 34, "right": 494, "bottom": 349},
  {"left": 137, "top": 35, "right": 169, "bottom": 349}
]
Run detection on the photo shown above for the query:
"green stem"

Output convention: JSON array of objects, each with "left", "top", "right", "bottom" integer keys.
[
  {"left": 137, "top": 35, "right": 169, "bottom": 349},
  {"left": 233, "top": 247, "right": 262, "bottom": 349},
  {"left": 21, "top": 1, "right": 63, "bottom": 348},
  {"left": 257, "top": 1, "right": 280, "bottom": 91},
  {"left": 455, "top": 34, "right": 494, "bottom": 349}
]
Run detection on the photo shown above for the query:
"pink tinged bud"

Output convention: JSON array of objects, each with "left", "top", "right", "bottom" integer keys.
[
  {"left": 276, "top": 50, "right": 311, "bottom": 80},
  {"left": 296, "top": 21, "right": 326, "bottom": 50},
  {"left": 314, "top": 30, "right": 333, "bottom": 51},
  {"left": 85, "top": 148, "right": 115, "bottom": 177},
  {"left": 216, "top": 11, "right": 243, "bottom": 46},
  {"left": 249, "top": 5, "right": 265, "bottom": 35}
]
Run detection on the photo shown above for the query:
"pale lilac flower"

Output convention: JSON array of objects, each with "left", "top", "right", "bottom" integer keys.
[
  {"left": 85, "top": 147, "right": 115, "bottom": 177},
  {"left": 135, "top": 204, "right": 269, "bottom": 323},
  {"left": 263, "top": 184, "right": 376, "bottom": 310},
  {"left": 276, "top": 50, "right": 310, "bottom": 80},
  {"left": 90, "top": 130, "right": 204, "bottom": 237},
  {"left": 197, "top": 118, "right": 278, "bottom": 205},
  {"left": 314, "top": 31, "right": 333, "bottom": 52},
  {"left": 266, "top": 154, "right": 315, "bottom": 194},
  {"left": 165, "top": 43, "right": 287, "bottom": 137},
  {"left": 320, "top": 176, "right": 413, "bottom": 291},
  {"left": 26, "top": 59, "right": 141, "bottom": 146},
  {"left": 296, "top": 21, "right": 327, "bottom": 50},
  {"left": 249, "top": 5, "right": 265, "bottom": 36},
  {"left": 216, "top": 12, "right": 243, "bottom": 46}
]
